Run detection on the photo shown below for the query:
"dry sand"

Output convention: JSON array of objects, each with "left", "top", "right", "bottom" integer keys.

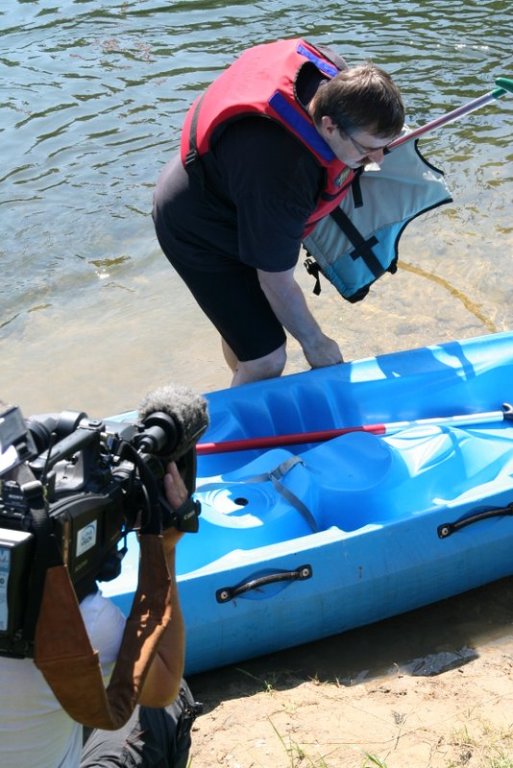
[{"left": 187, "top": 577, "right": 513, "bottom": 768}]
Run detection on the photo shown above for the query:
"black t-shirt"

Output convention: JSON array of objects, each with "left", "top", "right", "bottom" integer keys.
[{"left": 153, "top": 116, "right": 324, "bottom": 273}]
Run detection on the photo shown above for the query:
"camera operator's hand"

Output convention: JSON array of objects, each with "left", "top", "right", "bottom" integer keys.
[
  {"left": 163, "top": 461, "right": 188, "bottom": 510},
  {"left": 161, "top": 461, "right": 188, "bottom": 549}
]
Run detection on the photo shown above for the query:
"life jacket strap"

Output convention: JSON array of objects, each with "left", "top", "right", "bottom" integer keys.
[{"left": 329, "top": 206, "right": 383, "bottom": 278}]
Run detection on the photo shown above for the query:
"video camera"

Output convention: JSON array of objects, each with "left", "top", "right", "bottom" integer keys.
[{"left": 0, "top": 385, "right": 208, "bottom": 658}]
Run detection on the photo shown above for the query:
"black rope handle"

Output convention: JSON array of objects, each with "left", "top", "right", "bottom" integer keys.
[{"left": 216, "top": 564, "right": 312, "bottom": 603}]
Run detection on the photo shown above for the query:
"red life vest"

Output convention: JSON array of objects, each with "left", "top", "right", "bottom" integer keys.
[{"left": 180, "top": 38, "right": 356, "bottom": 236}]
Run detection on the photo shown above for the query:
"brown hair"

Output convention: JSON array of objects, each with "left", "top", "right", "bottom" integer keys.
[{"left": 311, "top": 62, "right": 405, "bottom": 138}]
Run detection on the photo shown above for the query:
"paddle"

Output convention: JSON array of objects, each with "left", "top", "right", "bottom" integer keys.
[
  {"left": 196, "top": 403, "right": 513, "bottom": 455},
  {"left": 388, "top": 76, "right": 513, "bottom": 150}
]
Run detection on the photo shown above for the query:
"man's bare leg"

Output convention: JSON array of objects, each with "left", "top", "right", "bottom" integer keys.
[
  {"left": 221, "top": 338, "right": 238, "bottom": 373},
  {"left": 222, "top": 338, "right": 287, "bottom": 386}
]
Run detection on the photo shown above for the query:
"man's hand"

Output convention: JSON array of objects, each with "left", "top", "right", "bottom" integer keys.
[
  {"left": 163, "top": 461, "right": 188, "bottom": 510},
  {"left": 302, "top": 333, "right": 343, "bottom": 368},
  {"left": 162, "top": 462, "right": 188, "bottom": 549},
  {"left": 258, "top": 267, "right": 344, "bottom": 369}
]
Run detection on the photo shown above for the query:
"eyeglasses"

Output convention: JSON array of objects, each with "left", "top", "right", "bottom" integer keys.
[{"left": 342, "top": 130, "right": 390, "bottom": 157}]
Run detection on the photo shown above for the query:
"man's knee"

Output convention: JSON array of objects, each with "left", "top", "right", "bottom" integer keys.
[{"left": 234, "top": 344, "right": 286, "bottom": 384}]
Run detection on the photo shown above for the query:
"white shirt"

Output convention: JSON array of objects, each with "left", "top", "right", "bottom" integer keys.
[{"left": 0, "top": 589, "right": 125, "bottom": 768}]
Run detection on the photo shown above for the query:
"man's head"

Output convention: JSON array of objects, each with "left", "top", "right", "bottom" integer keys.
[{"left": 310, "top": 62, "right": 405, "bottom": 169}]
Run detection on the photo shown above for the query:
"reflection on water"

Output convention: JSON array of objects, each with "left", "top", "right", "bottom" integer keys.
[{"left": 399, "top": 261, "right": 498, "bottom": 334}]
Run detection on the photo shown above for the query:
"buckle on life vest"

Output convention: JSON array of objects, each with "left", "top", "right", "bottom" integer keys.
[{"left": 304, "top": 255, "right": 322, "bottom": 295}]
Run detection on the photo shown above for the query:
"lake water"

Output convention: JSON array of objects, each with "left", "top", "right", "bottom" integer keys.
[
  {"left": 2, "top": 0, "right": 513, "bottom": 677},
  {"left": 2, "top": 0, "right": 512, "bottom": 416}
]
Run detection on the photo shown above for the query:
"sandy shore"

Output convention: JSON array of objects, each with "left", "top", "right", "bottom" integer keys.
[{"left": 186, "top": 577, "right": 513, "bottom": 767}]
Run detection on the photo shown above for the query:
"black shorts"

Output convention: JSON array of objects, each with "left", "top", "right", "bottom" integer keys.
[{"left": 168, "top": 257, "right": 287, "bottom": 362}]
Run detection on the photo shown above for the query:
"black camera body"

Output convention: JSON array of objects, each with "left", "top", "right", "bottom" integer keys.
[{"left": 0, "top": 401, "right": 205, "bottom": 658}]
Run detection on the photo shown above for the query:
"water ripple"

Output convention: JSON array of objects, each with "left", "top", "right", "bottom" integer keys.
[{"left": 1, "top": 0, "right": 513, "bottom": 400}]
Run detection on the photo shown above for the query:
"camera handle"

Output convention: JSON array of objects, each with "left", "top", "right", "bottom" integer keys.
[
  {"left": 30, "top": 423, "right": 101, "bottom": 475},
  {"left": 12, "top": 480, "right": 63, "bottom": 655}
]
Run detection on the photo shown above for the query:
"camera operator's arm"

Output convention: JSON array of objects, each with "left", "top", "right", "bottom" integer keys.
[{"left": 138, "top": 462, "right": 186, "bottom": 708}]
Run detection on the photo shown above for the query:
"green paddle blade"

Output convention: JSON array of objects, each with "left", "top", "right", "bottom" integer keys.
[{"left": 493, "top": 76, "right": 513, "bottom": 97}]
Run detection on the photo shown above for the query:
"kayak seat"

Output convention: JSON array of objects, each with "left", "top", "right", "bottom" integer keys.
[
  {"left": 301, "top": 431, "right": 400, "bottom": 531},
  {"left": 185, "top": 449, "right": 322, "bottom": 570},
  {"left": 307, "top": 425, "right": 513, "bottom": 533},
  {"left": 303, "top": 426, "right": 500, "bottom": 530},
  {"left": 186, "top": 438, "right": 399, "bottom": 571}
]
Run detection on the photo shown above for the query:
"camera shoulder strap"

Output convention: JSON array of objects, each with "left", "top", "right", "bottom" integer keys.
[{"left": 33, "top": 533, "right": 172, "bottom": 730}]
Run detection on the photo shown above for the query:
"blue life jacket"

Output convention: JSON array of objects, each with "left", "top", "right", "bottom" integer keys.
[{"left": 303, "top": 135, "right": 452, "bottom": 302}]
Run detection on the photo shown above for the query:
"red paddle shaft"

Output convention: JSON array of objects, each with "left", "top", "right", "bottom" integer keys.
[{"left": 197, "top": 405, "right": 513, "bottom": 455}]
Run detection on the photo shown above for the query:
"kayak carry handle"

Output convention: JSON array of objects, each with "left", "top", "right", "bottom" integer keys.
[
  {"left": 216, "top": 564, "right": 312, "bottom": 603},
  {"left": 438, "top": 502, "right": 513, "bottom": 539}
]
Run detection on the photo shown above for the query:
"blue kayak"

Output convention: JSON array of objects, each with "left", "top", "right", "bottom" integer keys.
[{"left": 104, "top": 331, "right": 513, "bottom": 675}]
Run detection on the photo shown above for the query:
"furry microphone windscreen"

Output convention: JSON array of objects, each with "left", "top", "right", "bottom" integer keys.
[{"left": 138, "top": 384, "right": 209, "bottom": 456}]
